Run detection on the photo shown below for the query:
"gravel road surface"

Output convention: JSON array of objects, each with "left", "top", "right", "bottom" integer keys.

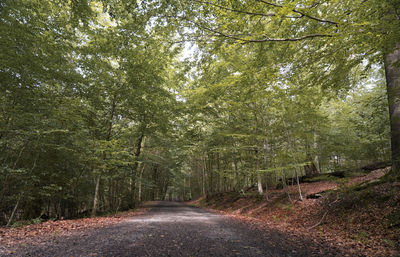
[{"left": 2, "top": 202, "right": 347, "bottom": 257}]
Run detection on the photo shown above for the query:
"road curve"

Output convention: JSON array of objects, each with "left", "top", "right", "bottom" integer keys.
[{"left": 5, "top": 202, "right": 348, "bottom": 257}]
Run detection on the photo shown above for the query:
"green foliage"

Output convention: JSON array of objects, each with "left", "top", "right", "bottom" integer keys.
[
  {"left": 0, "top": 0, "right": 185, "bottom": 224},
  {"left": 386, "top": 210, "right": 400, "bottom": 228},
  {"left": 303, "top": 175, "right": 348, "bottom": 184},
  {"left": 0, "top": 0, "right": 396, "bottom": 224},
  {"left": 352, "top": 231, "right": 369, "bottom": 244}
]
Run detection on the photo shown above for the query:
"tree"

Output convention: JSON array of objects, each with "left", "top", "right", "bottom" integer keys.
[
  {"left": 0, "top": 0, "right": 184, "bottom": 224},
  {"left": 175, "top": 0, "right": 400, "bottom": 178}
]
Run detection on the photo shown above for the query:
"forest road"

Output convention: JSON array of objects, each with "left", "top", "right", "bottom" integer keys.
[{"left": 7, "top": 201, "right": 348, "bottom": 257}]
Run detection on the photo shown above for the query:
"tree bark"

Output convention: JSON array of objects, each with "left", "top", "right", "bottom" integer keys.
[
  {"left": 233, "top": 149, "right": 239, "bottom": 191},
  {"left": 313, "top": 133, "right": 321, "bottom": 173},
  {"left": 256, "top": 151, "right": 263, "bottom": 195},
  {"left": 131, "top": 133, "right": 145, "bottom": 204},
  {"left": 131, "top": 133, "right": 145, "bottom": 173},
  {"left": 262, "top": 141, "right": 269, "bottom": 199},
  {"left": 183, "top": 177, "right": 186, "bottom": 201},
  {"left": 137, "top": 162, "right": 145, "bottom": 202},
  {"left": 257, "top": 173, "right": 263, "bottom": 194},
  {"left": 6, "top": 194, "right": 21, "bottom": 227},
  {"left": 384, "top": 43, "right": 400, "bottom": 179},
  {"left": 202, "top": 158, "right": 206, "bottom": 196},
  {"left": 188, "top": 177, "right": 192, "bottom": 200},
  {"left": 91, "top": 170, "right": 102, "bottom": 217},
  {"left": 295, "top": 168, "right": 304, "bottom": 201}
]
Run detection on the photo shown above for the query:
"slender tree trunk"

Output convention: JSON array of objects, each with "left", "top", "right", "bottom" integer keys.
[
  {"left": 262, "top": 141, "right": 269, "bottom": 199},
  {"left": 202, "top": 157, "right": 206, "bottom": 196},
  {"left": 183, "top": 177, "right": 186, "bottom": 201},
  {"left": 188, "top": 177, "right": 192, "bottom": 200},
  {"left": 295, "top": 168, "right": 304, "bottom": 201},
  {"left": 196, "top": 162, "right": 202, "bottom": 195},
  {"left": 384, "top": 43, "right": 400, "bottom": 179},
  {"left": 204, "top": 157, "right": 209, "bottom": 197},
  {"left": 313, "top": 133, "right": 321, "bottom": 173},
  {"left": 92, "top": 96, "right": 116, "bottom": 217},
  {"left": 233, "top": 150, "right": 239, "bottom": 191},
  {"left": 133, "top": 133, "right": 145, "bottom": 169},
  {"left": 131, "top": 134, "right": 145, "bottom": 204},
  {"left": 257, "top": 173, "right": 263, "bottom": 194},
  {"left": 137, "top": 163, "right": 145, "bottom": 202},
  {"left": 92, "top": 170, "right": 102, "bottom": 217},
  {"left": 256, "top": 152, "right": 263, "bottom": 194},
  {"left": 208, "top": 154, "right": 213, "bottom": 195},
  {"left": 6, "top": 194, "right": 21, "bottom": 227},
  {"left": 282, "top": 172, "right": 292, "bottom": 203},
  {"left": 282, "top": 119, "right": 304, "bottom": 200},
  {"left": 217, "top": 153, "right": 222, "bottom": 193},
  {"left": 264, "top": 178, "right": 269, "bottom": 200}
]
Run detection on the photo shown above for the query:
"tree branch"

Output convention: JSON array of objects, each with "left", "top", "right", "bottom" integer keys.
[
  {"left": 242, "top": 33, "right": 332, "bottom": 42},
  {"left": 169, "top": 15, "right": 332, "bottom": 44},
  {"left": 192, "top": 19, "right": 332, "bottom": 42},
  {"left": 193, "top": 0, "right": 279, "bottom": 18},
  {"left": 256, "top": 0, "right": 338, "bottom": 25},
  {"left": 308, "top": 195, "right": 340, "bottom": 230}
]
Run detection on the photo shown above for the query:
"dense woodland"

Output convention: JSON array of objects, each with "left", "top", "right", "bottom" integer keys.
[{"left": 1, "top": 0, "right": 399, "bottom": 225}]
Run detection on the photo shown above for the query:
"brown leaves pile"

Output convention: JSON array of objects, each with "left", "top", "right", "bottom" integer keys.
[
  {"left": 193, "top": 168, "right": 399, "bottom": 257},
  {"left": 0, "top": 209, "right": 147, "bottom": 248}
]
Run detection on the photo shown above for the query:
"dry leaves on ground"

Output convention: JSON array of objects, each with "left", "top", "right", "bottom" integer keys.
[{"left": 0, "top": 208, "right": 147, "bottom": 248}]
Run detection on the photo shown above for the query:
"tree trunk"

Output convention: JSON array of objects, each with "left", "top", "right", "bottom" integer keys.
[
  {"left": 304, "top": 158, "right": 318, "bottom": 177},
  {"left": 256, "top": 153, "right": 263, "bottom": 195},
  {"left": 91, "top": 170, "right": 102, "bottom": 217},
  {"left": 6, "top": 195, "right": 21, "bottom": 227},
  {"left": 262, "top": 141, "right": 269, "bottom": 199},
  {"left": 137, "top": 163, "right": 145, "bottom": 202},
  {"left": 132, "top": 134, "right": 145, "bottom": 204},
  {"left": 282, "top": 172, "right": 292, "bottom": 203},
  {"left": 295, "top": 168, "right": 304, "bottom": 201},
  {"left": 233, "top": 151, "right": 239, "bottom": 191},
  {"left": 183, "top": 177, "right": 186, "bottom": 201},
  {"left": 257, "top": 173, "right": 263, "bottom": 194},
  {"left": 202, "top": 158, "right": 206, "bottom": 196},
  {"left": 264, "top": 178, "right": 269, "bottom": 200},
  {"left": 188, "top": 177, "right": 192, "bottom": 200},
  {"left": 313, "top": 133, "right": 321, "bottom": 173},
  {"left": 384, "top": 43, "right": 400, "bottom": 179},
  {"left": 209, "top": 154, "right": 213, "bottom": 194}
]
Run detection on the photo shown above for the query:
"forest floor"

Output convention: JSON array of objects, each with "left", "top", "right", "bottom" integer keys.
[
  {"left": 0, "top": 202, "right": 371, "bottom": 257},
  {"left": 1, "top": 169, "right": 398, "bottom": 257},
  {"left": 0, "top": 208, "right": 149, "bottom": 254},
  {"left": 190, "top": 167, "right": 400, "bottom": 257}
]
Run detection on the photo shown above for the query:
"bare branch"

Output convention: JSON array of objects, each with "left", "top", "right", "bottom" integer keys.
[
  {"left": 256, "top": 0, "right": 338, "bottom": 25},
  {"left": 193, "top": 0, "right": 276, "bottom": 17},
  {"left": 308, "top": 195, "right": 340, "bottom": 230},
  {"left": 244, "top": 34, "right": 332, "bottom": 42},
  {"left": 193, "top": 20, "right": 332, "bottom": 42},
  {"left": 168, "top": 15, "right": 332, "bottom": 44},
  {"left": 194, "top": 0, "right": 302, "bottom": 19},
  {"left": 255, "top": 0, "right": 282, "bottom": 8}
]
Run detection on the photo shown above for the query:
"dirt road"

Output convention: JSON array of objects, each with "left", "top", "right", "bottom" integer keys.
[{"left": 3, "top": 202, "right": 348, "bottom": 257}]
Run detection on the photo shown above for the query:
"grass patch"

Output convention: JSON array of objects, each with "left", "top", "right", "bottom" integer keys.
[
  {"left": 381, "top": 238, "right": 396, "bottom": 247},
  {"left": 386, "top": 210, "right": 400, "bottom": 228},
  {"left": 276, "top": 203, "right": 294, "bottom": 213},
  {"left": 11, "top": 217, "right": 44, "bottom": 228},
  {"left": 349, "top": 178, "right": 385, "bottom": 192},
  {"left": 199, "top": 198, "right": 207, "bottom": 206},
  {"left": 303, "top": 174, "right": 343, "bottom": 183},
  {"left": 352, "top": 231, "right": 369, "bottom": 244}
]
